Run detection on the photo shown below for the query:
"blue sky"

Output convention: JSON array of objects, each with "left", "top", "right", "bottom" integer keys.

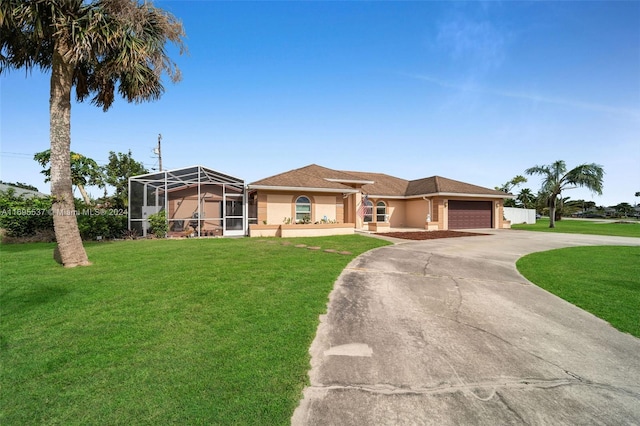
[{"left": 1, "top": 1, "right": 639, "bottom": 206}]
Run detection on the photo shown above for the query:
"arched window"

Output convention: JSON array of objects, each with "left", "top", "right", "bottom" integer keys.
[
  {"left": 376, "top": 201, "right": 387, "bottom": 222},
  {"left": 363, "top": 199, "right": 373, "bottom": 223},
  {"left": 295, "top": 196, "right": 311, "bottom": 223}
]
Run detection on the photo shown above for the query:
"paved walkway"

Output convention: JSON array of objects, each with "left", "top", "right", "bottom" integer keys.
[{"left": 292, "top": 230, "right": 640, "bottom": 425}]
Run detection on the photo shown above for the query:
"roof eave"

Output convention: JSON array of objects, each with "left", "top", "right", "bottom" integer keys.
[
  {"left": 247, "top": 184, "right": 359, "bottom": 194},
  {"left": 405, "top": 192, "right": 515, "bottom": 199}
]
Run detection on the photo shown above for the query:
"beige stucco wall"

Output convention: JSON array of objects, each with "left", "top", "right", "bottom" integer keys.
[
  {"left": 315, "top": 195, "right": 339, "bottom": 222},
  {"left": 262, "top": 191, "right": 341, "bottom": 225},
  {"left": 257, "top": 189, "right": 507, "bottom": 231},
  {"left": 405, "top": 199, "right": 429, "bottom": 228},
  {"left": 168, "top": 186, "right": 223, "bottom": 220},
  {"left": 386, "top": 200, "right": 405, "bottom": 227},
  {"left": 265, "top": 193, "right": 293, "bottom": 225},
  {"left": 248, "top": 223, "right": 354, "bottom": 238}
]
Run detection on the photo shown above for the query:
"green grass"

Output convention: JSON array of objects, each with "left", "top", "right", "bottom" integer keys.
[
  {"left": 512, "top": 218, "right": 640, "bottom": 237},
  {"left": 517, "top": 246, "right": 640, "bottom": 338},
  {"left": 1, "top": 235, "right": 390, "bottom": 425}
]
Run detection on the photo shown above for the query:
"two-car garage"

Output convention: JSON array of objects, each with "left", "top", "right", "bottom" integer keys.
[{"left": 448, "top": 200, "right": 493, "bottom": 229}]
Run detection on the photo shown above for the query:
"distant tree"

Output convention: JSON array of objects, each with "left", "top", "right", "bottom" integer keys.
[
  {"left": 0, "top": 181, "right": 39, "bottom": 192},
  {"left": 1, "top": 0, "right": 185, "bottom": 267},
  {"left": 34, "top": 150, "right": 104, "bottom": 205},
  {"left": 496, "top": 175, "right": 527, "bottom": 207},
  {"left": 103, "top": 150, "right": 148, "bottom": 209},
  {"left": 614, "top": 202, "right": 633, "bottom": 217},
  {"left": 516, "top": 188, "right": 535, "bottom": 209},
  {"left": 525, "top": 160, "right": 604, "bottom": 228}
]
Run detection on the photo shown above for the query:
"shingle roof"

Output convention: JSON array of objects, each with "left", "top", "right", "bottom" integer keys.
[
  {"left": 340, "top": 170, "right": 410, "bottom": 196},
  {"left": 406, "top": 176, "right": 509, "bottom": 197},
  {"left": 249, "top": 164, "right": 510, "bottom": 198},
  {"left": 249, "top": 164, "right": 361, "bottom": 191}
]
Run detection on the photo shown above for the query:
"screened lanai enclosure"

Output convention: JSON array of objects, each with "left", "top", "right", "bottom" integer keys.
[{"left": 129, "top": 166, "right": 253, "bottom": 237}]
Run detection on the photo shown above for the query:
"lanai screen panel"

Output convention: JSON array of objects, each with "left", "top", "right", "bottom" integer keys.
[{"left": 129, "top": 165, "right": 246, "bottom": 237}]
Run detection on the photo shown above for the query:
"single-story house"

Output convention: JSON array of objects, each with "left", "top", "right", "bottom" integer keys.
[{"left": 247, "top": 164, "right": 513, "bottom": 237}]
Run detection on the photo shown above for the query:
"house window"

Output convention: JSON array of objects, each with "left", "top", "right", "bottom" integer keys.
[
  {"left": 295, "top": 196, "right": 311, "bottom": 223},
  {"left": 363, "top": 199, "right": 373, "bottom": 223},
  {"left": 376, "top": 201, "right": 387, "bottom": 222}
]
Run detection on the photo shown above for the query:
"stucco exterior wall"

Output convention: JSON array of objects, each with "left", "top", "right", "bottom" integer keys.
[
  {"left": 167, "top": 186, "right": 224, "bottom": 221},
  {"left": 248, "top": 223, "right": 354, "bottom": 237},
  {"left": 255, "top": 189, "right": 508, "bottom": 233},
  {"left": 265, "top": 193, "right": 293, "bottom": 225},
  {"left": 405, "top": 199, "right": 429, "bottom": 228},
  {"left": 386, "top": 200, "right": 406, "bottom": 227},
  {"left": 262, "top": 191, "right": 341, "bottom": 225},
  {"left": 315, "top": 195, "right": 339, "bottom": 222}
]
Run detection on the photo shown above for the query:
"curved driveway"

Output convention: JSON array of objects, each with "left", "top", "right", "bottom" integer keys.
[{"left": 292, "top": 230, "right": 640, "bottom": 425}]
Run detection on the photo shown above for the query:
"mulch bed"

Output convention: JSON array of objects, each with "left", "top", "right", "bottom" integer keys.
[{"left": 376, "top": 230, "right": 488, "bottom": 240}]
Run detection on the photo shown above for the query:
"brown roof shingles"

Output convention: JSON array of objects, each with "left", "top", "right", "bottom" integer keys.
[
  {"left": 250, "top": 164, "right": 357, "bottom": 190},
  {"left": 250, "top": 164, "right": 509, "bottom": 198}
]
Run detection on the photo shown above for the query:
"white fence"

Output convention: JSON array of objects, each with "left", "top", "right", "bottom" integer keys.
[{"left": 504, "top": 207, "right": 536, "bottom": 224}]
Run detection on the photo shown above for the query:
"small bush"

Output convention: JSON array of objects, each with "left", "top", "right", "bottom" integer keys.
[
  {"left": 147, "top": 211, "right": 168, "bottom": 238},
  {"left": 0, "top": 189, "right": 54, "bottom": 238},
  {"left": 77, "top": 210, "right": 128, "bottom": 240}
]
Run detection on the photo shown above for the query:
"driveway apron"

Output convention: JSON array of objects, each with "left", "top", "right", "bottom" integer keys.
[{"left": 292, "top": 230, "right": 640, "bottom": 425}]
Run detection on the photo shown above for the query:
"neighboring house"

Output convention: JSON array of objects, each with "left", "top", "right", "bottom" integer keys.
[
  {"left": 247, "top": 164, "right": 512, "bottom": 237},
  {"left": 0, "top": 183, "right": 48, "bottom": 198}
]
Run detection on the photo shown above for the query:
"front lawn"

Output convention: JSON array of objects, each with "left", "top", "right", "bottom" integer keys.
[
  {"left": 0, "top": 235, "right": 390, "bottom": 425},
  {"left": 517, "top": 246, "right": 640, "bottom": 338},
  {"left": 512, "top": 218, "right": 640, "bottom": 238}
]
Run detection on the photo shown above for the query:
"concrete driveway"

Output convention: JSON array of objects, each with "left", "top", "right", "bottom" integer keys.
[{"left": 292, "top": 230, "right": 640, "bottom": 425}]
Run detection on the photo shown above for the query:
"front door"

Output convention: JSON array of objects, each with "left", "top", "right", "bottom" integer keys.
[{"left": 224, "top": 194, "right": 245, "bottom": 236}]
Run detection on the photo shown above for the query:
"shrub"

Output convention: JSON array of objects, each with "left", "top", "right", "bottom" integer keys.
[
  {"left": 147, "top": 210, "right": 168, "bottom": 238},
  {"left": 0, "top": 189, "right": 54, "bottom": 238}
]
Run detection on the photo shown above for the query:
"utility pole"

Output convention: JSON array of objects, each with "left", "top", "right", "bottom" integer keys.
[{"left": 156, "top": 133, "right": 163, "bottom": 171}]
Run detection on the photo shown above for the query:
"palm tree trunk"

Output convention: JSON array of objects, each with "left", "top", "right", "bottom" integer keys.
[
  {"left": 548, "top": 197, "right": 556, "bottom": 228},
  {"left": 50, "top": 45, "right": 91, "bottom": 267}
]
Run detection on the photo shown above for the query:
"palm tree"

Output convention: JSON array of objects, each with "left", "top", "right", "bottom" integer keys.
[
  {"left": 525, "top": 160, "right": 604, "bottom": 228},
  {"left": 516, "top": 188, "right": 535, "bottom": 209},
  {"left": 1, "top": 0, "right": 185, "bottom": 266}
]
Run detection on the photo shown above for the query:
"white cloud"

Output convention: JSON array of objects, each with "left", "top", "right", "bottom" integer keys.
[
  {"left": 436, "top": 17, "right": 507, "bottom": 71},
  {"left": 409, "top": 73, "right": 640, "bottom": 118}
]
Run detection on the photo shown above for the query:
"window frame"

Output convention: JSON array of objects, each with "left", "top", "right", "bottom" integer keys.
[
  {"left": 295, "top": 195, "right": 312, "bottom": 223},
  {"left": 376, "top": 201, "right": 387, "bottom": 222}
]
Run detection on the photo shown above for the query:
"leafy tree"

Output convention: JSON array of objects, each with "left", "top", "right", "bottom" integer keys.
[
  {"left": 34, "top": 149, "right": 104, "bottom": 205},
  {"left": 496, "top": 175, "right": 528, "bottom": 193},
  {"left": 516, "top": 188, "right": 535, "bottom": 209},
  {"left": 614, "top": 202, "right": 633, "bottom": 217},
  {"left": 103, "top": 150, "right": 148, "bottom": 209},
  {"left": 1, "top": 0, "right": 185, "bottom": 267},
  {"left": 525, "top": 160, "right": 604, "bottom": 228},
  {"left": 496, "top": 175, "right": 527, "bottom": 207}
]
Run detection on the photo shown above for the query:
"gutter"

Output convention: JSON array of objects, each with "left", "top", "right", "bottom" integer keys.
[{"left": 246, "top": 184, "right": 359, "bottom": 194}]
